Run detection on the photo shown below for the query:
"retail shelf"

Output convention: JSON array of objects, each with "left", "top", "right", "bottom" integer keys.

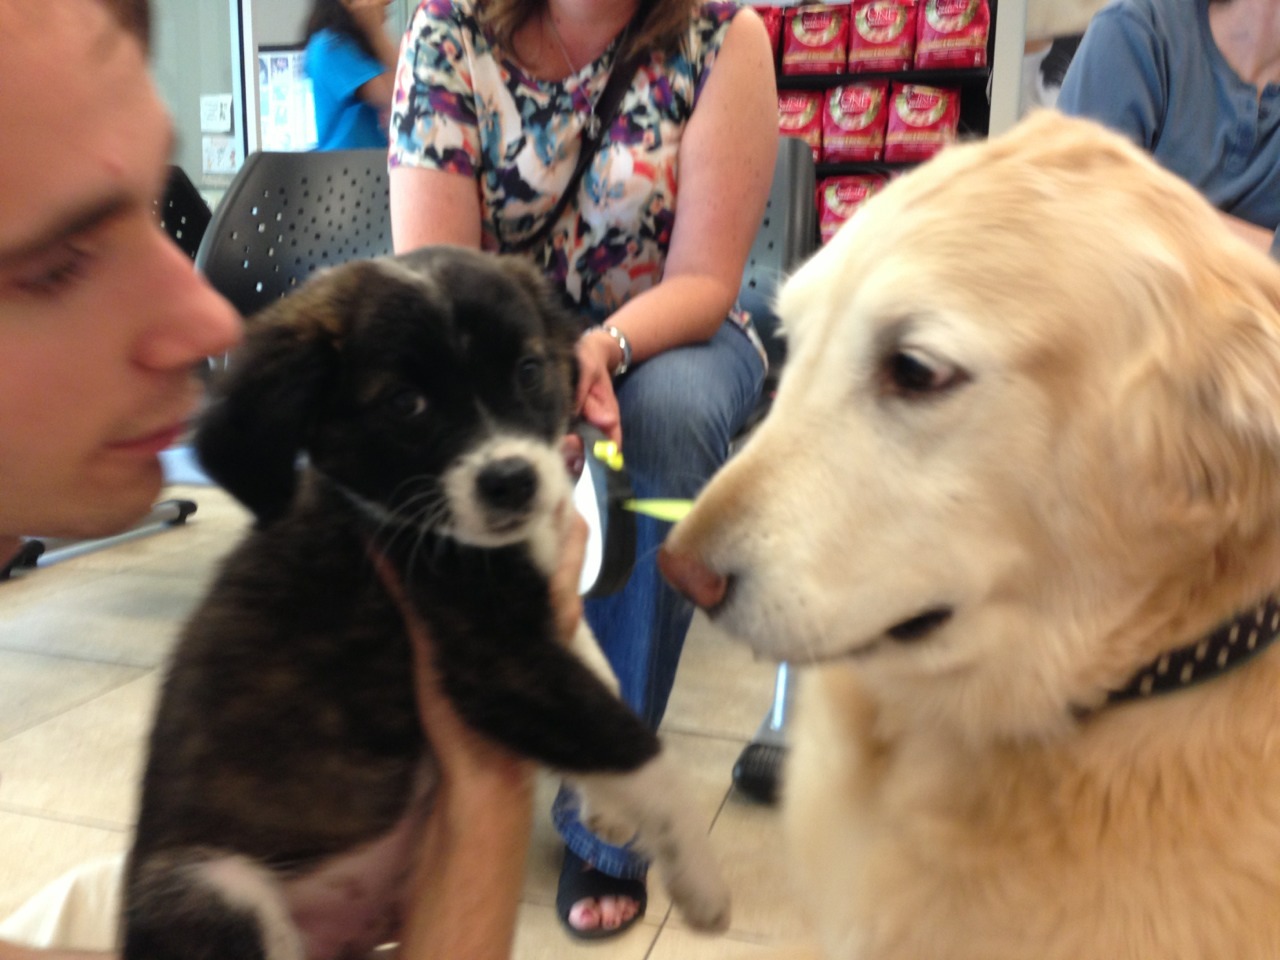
[{"left": 777, "top": 66, "right": 991, "bottom": 90}]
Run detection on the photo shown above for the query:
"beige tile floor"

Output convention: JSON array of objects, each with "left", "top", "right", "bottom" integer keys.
[{"left": 0, "top": 483, "right": 817, "bottom": 959}]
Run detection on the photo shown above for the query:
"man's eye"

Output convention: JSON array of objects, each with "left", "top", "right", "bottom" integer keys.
[{"left": 14, "top": 246, "right": 92, "bottom": 297}]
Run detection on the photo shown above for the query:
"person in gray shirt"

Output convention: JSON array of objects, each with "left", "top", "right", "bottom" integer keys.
[{"left": 1057, "top": 0, "right": 1280, "bottom": 257}]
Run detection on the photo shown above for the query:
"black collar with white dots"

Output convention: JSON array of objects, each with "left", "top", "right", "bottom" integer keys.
[{"left": 1106, "top": 594, "right": 1280, "bottom": 705}]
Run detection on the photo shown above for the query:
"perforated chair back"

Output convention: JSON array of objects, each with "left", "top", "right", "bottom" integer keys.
[
  {"left": 156, "top": 165, "right": 212, "bottom": 261},
  {"left": 739, "top": 137, "right": 819, "bottom": 375},
  {"left": 195, "top": 149, "right": 392, "bottom": 318}
]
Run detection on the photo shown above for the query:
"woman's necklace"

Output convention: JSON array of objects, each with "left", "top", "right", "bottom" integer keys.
[{"left": 544, "top": 9, "right": 622, "bottom": 140}]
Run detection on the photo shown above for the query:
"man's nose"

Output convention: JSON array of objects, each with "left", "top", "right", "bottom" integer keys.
[{"left": 133, "top": 231, "right": 242, "bottom": 370}]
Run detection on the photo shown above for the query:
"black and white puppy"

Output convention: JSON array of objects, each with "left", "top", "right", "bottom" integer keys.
[{"left": 123, "top": 246, "right": 729, "bottom": 960}]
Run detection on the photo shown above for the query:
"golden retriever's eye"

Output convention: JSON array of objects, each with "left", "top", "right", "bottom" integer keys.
[
  {"left": 517, "top": 356, "right": 545, "bottom": 391},
  {"left": 385, "top": 388, "right": 428, "bottom": 419},
  {"left": 884, "top": 349, "right": 967, "bottom": 398}
]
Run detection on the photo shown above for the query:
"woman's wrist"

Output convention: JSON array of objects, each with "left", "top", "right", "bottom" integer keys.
[{"left": 583, "top": 324, "right": 631, "bottom": 376}]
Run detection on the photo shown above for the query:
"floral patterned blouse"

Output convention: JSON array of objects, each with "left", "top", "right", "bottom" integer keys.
[{"left": 390, "top": 0, "right": 755, "bottom": 337}]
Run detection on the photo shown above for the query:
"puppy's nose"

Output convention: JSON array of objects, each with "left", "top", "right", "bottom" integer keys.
[
  {"left": 657, "top": 545, "right": 728, "bottom": 610},
  {"left": 477, "top": 457, "right": 538, "bottom": 511}
]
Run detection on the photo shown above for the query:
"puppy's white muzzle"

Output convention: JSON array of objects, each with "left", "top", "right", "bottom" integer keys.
[{"left": 443, "top": 434, "right": 570, "bottom": 571}]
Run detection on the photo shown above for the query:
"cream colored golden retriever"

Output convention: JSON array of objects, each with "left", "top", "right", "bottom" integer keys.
[{"left": 660, "top": 111, "right": 1280, "bottom": 959}]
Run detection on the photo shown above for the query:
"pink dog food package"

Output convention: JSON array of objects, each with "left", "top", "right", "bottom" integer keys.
[
  {"left": 915, "top": 0, "right": 989, "bottom": 69},
  {"left": 818, "top": 174, "right": 888, "bottom": 244},
  {"left": 847, "top": 0, "right": 919, "bottom": 73},
  {"left": 884, "top": 83, "right": 960, "bottom": 163},
  {"left": 753, "top": 5, "right": 785, "bottom": 66},
  {"left": 781, "top": 4, "right": 849, "bottom": 75},
  {"left": 778, "top": 90, "right": 825, "bottom": 162},
  {"left": 822, "top": 82, "right": 890, "bottom": 163}
]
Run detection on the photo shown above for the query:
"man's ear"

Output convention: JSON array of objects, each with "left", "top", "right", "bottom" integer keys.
[{"left": 196, "top": 320, "right": 338, "bottom": 526}]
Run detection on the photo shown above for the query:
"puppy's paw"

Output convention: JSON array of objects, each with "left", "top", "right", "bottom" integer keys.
[
  {"left": 663, "top": 852, "right": 732, "bottom": 933},
  {"left": 582, "top": 807, "right": 639, "bottom": 847},
  {"left": 574, "top": 787, "right": 638, "bottom": 846}
]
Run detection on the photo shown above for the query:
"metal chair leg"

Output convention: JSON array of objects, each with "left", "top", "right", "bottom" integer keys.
[
  {"left": 732, "top": 661, "right": 795, "bottom": 804},
  {"left": 1, "top": 499, "right": 197, "bottom": 580}
]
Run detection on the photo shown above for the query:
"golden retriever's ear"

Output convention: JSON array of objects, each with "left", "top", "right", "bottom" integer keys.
[
  {"left": 1148, "top": 275, "right": 1280, "bottom": 513},
  {"left": 1194, "top": 306, "right": 1280, "bottom": 451},
  {"left": 196, "top": 316, "right": 340, "bottom": 526}
]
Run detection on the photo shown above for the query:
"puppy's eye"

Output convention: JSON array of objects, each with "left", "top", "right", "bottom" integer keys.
[
  {"left": 385, "top": 388, "right": 428, "bottom": 419},
  {"left": 883, "top": 349, "right": 967, "bottom": 398},
  {"left": 517, "top": 356, "right": 545, "bottom": 390}
]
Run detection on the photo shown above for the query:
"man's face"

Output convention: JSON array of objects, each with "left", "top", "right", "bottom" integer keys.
[{"left": 0, "top": 2, "right": 241, "bottom": 540}]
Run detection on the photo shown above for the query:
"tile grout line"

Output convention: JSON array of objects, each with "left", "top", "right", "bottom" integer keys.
[
  {"left": 0, "top": 801, "right": 132, "bottom": 835},
  {"left": 0, "top": 667, "right": 156, "bottom": 745},
  {"left": 0, "top": 643, "right": 157, "bottom": 672}
]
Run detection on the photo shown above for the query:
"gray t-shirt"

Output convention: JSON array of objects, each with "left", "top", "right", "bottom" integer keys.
[{"left": 1057, "top": 0, "right": 1280, "bottom": 253}]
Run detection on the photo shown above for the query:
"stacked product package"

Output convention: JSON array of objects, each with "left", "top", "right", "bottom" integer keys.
[{"left": 759, "top": 0, "right": 990, "bottom": 240}]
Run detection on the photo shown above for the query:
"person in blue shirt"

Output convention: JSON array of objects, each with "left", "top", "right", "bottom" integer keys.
[
  {"left": 1056, "top": 0, "right": 1280, "bottom": 257},
  {"left": 304, "top": 0, "right": 397, "bottom": 150}
]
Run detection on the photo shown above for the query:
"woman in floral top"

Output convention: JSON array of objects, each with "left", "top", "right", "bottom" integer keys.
[{"left": 389, "top": 0, "right": 776, "bottom": 939}]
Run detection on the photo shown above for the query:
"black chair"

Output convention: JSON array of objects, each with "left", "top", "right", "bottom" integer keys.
[
  {"left": 2, "top": 168, "right": 212, "bottom": 581},
  {"left": 729, "top": 136, "right": 818, "bottom": 804},
  {"left": 735, "top": 135, "right": 819, "bottom": 435},
  {"left": 194, "top": 148, "right": 392, "bottom": 319},
  {"left": 157, "top": 164, "right": 213, "bottom": 261}
]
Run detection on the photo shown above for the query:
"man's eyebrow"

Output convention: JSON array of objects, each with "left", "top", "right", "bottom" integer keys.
[{"left": 0, "top": 192, "right": 134, "bottom": 270}]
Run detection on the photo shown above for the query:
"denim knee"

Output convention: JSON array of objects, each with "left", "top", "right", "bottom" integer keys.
[{"left": 614, "top": 322, "right": 765, "bottom": 498}]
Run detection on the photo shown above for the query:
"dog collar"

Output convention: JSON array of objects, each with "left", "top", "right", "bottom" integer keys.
[{"left": 1106, "top": 594, "right": 1280, "bottom": 705}]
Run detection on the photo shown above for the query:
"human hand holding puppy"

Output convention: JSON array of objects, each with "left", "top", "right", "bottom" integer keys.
[{"left": 373, "top": 507, "right": 590, "bottom": 960}]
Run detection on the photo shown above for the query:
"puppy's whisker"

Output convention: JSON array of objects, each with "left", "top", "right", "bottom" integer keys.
[{"left": 364, "top": 482, "right": 449, "bottom": 561}]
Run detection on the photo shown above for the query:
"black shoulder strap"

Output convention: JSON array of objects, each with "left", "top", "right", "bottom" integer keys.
[{"left": 503, "top": 33, "right": 646, "bottom": 254}]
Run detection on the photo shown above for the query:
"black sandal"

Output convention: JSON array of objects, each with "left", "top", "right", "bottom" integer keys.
[{"left": 556, "top": 849, "right": 648, "bottom": 941}]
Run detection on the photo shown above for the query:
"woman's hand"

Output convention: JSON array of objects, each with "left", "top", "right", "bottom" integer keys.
[{"left": 575, "top": 331, "right": 622, "bottom": 447}]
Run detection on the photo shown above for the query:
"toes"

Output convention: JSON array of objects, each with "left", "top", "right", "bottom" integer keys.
[
  {"left": 599, "top": 895, "right": 639, "bottom": 929},
  {"left": 568, "top": 899, "right": 601, "bottom": 932},
  {"left": 568, "top": 896, "right": 640, "bottom": 933}
]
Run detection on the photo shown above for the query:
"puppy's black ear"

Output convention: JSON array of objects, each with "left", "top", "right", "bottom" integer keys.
[
  {"left": 196, "top": 321, "right": 337, "bottom": 525},
  {"left": 497, "top": 253, "right": 583, "bottom": 391}
]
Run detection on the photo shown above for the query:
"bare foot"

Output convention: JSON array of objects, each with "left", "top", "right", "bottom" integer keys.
[
  {"left": 567, "top": 895, "right": 640, "bottom": 934},
  {"left": 557, "top": 851, "right": 647, "bottom": 939}
]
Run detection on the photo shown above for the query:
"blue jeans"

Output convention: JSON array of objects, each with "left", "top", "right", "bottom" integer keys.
[{"left": 553, "top": 318, "right": 766, "bottom": 880}]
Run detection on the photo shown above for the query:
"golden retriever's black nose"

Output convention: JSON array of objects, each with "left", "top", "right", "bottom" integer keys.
[
  {"left": 477, "top": 457, "right": 538, "bottom": 511},
  {"left": 658, "top": 545, "right": 727, "bottom": 610}
]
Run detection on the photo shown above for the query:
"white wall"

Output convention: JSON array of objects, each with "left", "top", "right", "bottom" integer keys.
[
  {"left": 252, "top": 0, "right": 412, "bottom": 45},
  {"left": 150, "top": 0, "right": 241, "bottom": 199}
]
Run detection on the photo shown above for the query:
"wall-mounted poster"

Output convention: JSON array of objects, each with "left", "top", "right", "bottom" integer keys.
[
  {"left": 258, "top": 45, "right": 318, "bottom": 152},
  {"left": 202, "top": 134, "right": 241, "bottom": 177}
]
